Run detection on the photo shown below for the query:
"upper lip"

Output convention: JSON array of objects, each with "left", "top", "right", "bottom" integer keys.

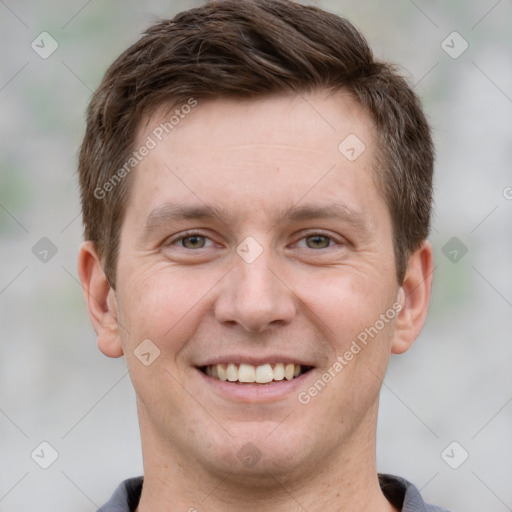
[{"left": 196, "top": 354, "right": 315, "bottom": 367}]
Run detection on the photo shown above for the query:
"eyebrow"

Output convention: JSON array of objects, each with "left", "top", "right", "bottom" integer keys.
[
  {"left": 143, "top": 203, "right": 233, "bottom": 235},
  {"left": 142, "top": 201, "right": 371, "bottom": 236},
  {"left": 276, "top": 203, "right": 368, "bottom": 228}
]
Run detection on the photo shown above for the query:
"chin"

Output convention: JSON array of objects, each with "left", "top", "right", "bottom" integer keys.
[{"left": 199, "top": 422, "right": 317, "bottom": 480}]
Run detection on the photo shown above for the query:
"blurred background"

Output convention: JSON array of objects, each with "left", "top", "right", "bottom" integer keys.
[{"left": 1, "top": 1, "right": 511, "bottom": 510}]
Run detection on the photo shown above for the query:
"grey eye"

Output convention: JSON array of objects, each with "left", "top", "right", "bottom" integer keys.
[{"left": 305, "top": 235, "right": 331, "bottom": 249}]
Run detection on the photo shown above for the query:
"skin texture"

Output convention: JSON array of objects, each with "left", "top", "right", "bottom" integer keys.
[{"left": 78, "top": 91, "right": 433, "bottom": 512}]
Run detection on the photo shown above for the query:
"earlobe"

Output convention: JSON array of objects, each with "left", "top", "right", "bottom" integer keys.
[
  {"left": 391, "top": 240, "right": 434, "bottom": 355},
  {"left": 77, "top": 241, "right": 124, "bottom": 358}
]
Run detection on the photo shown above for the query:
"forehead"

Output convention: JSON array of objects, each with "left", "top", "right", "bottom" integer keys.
[
  {"left": 128, "top": 91, "right": 384, "bottom": 228},
  {"left": 141, "top": 91, "right": 374, "bottom": 159}
]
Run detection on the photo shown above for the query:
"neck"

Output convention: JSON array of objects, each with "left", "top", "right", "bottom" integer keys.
[
  {"left": 135, "top": 403, "right": 397, "bottom": 512},
  {"left": 137, "top": 458, "right": 397, "bottom": 512}
]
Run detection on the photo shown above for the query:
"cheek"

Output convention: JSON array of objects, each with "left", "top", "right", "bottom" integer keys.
[
  {"left": 294, "top": 266, "right": 398, "bottom": 408},
  {"left": 294, "top": 265, "right": 396, "bottom": 346},
  {"left": 115, "top": 263, "right": 221, "bottom": 352}
]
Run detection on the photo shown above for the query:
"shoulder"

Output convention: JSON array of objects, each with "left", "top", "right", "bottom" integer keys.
[
  {"left": 96, "top": 477, "right": 143, "bottom": 512},
  {"left": 379, "top": 474, "right": 451, "bottom": 512}
]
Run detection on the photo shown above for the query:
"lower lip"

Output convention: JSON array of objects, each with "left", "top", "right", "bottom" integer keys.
[{"left": 196, "top": 368, "right": 314, "bottom": 402}]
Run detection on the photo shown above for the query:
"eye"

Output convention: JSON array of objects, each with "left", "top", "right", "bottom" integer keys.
[
  {"left": 300, "top": 234, "right": 335, "bottom": 249},
  {"left": 173, "top": 234, "right": 213, "bottom": 249}
]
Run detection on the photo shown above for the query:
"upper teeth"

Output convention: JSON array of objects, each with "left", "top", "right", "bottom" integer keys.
[{"left": 205, "top": 363, "right": 302, "bottom": 383}]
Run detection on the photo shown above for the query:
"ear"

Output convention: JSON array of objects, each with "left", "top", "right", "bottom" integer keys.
[
  {"left": 77, "top": 241, "right": 124, "bottom": 358},
  {"left": 391, "top": 240, "right": 434, "bottom": 355}
]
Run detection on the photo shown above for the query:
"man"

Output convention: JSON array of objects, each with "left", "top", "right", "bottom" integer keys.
[{"left": 77, "top": 0, "right": 449, "bottom": 510}]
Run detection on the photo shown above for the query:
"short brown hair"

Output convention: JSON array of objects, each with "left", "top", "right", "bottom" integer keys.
[{"left": 79, "top": 0, "right": 434, "bottom": 286}]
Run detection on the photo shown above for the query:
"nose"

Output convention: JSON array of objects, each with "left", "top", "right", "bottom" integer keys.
[{"left": 214, "top": 252, "right": 296, "bottom": 333}]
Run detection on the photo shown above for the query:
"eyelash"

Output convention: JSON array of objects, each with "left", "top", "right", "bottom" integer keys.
[
  {"left": 169, "top": 231, "right": 215, "bottom": 249},
  {"left": 296, "top": 230, "right": 340, "bottom": 249},
  {"left": 167, "top": 230, "right": 344, "bottom": 250}
]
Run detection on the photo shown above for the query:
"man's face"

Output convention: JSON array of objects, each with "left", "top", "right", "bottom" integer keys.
[{"left": 109, "top": 92, "right": 402, "bottom": 478}]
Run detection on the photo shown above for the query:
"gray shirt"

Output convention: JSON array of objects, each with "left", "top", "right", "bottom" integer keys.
[{"left": 97, "top": 474, "right": 451, "bottom": 511}]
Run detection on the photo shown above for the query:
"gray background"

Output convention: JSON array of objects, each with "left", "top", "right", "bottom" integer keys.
[{"left": 1, "top": 0, "right": 511, "bottom": 510}]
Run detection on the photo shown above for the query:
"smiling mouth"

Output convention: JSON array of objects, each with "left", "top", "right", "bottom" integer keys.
[{"left": 199, "top": 363, "right": 314, "bottom": 384}]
